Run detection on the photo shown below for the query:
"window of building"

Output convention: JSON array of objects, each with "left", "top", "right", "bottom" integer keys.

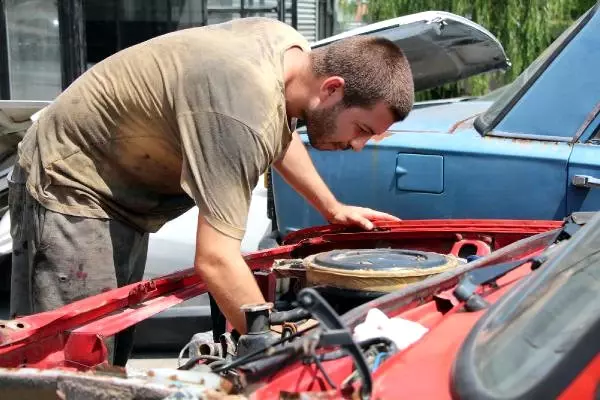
[{"left": 5, "top": 0, "right": 62, "bottom": 100}]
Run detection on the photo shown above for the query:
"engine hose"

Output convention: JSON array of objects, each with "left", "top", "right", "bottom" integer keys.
[
  {"left": 269, "top": 308, "right": 311, "bottom": 324},
  {"left": 177, "top": 355, "right": 227, "bottom": 371}
]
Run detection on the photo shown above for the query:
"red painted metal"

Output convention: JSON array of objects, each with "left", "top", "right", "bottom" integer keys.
[
  {"left": 450, "top": 239, "right": 491, "bottom": 257},
  {"left": 281, "top": 219, "right": 561, "bottom": 243},
  {"left": 558, "top": 354, "right": 600, "bottom": 400},
  {"left": 0, "top": 219, "right": 565, "bottom": 393},
  {"left": 249, "top": 261, "right": 538, "bottom": 400},
  {"left": 0, "top": 270, "right": 207, "bottom": 369}
]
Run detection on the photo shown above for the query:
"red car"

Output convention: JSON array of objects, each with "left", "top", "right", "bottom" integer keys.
[{"left": 0, "top": 215, "right": 598, "bottom": 400}]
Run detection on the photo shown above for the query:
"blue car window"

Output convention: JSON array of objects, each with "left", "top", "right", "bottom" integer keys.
[
  {"left": 590, "top": 121, "right": 600, "bottom": 143},
  {"left": 476, "top": 6, "right": 597, "bottom": 139}
]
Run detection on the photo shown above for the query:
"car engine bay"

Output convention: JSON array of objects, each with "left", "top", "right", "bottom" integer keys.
[
  {"left": 0, "top": 219, "right": 568, "bottom": 399},
  {"left": 173, "top": 240, "right": 490, "bottom": 398}
]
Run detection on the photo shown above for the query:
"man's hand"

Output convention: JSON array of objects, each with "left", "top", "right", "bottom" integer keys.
[
  {"left": 273, "top": 132, "right": 401, "bottom": 231},
  {"left": 194, "top": 214, "right": 265, "bottom": 334},
  {"left": 325, "top": 203, "right": 401, "bottom": 230}
]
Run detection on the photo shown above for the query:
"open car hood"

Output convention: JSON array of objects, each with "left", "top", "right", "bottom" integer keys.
[
  {"left": 0, "top": 100, "right": 49, "bottom": 152},
  {"left": 0, "top": 100, "right": 49, "bottom": 134},
  {"left": 0, "top": 101, "right": 50, "bottom": 212},
  {"left": 1, "top": 218, "right": 572, "bottom": 400},
  {"left": 312, "top": 11, "right": 510, "bottom": 91}
]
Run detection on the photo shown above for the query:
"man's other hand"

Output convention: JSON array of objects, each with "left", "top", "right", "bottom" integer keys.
[{"left": 325, "top": 203, "right": 401, "bottom": 230}]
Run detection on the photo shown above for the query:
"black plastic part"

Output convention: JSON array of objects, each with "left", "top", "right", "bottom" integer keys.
[
  {"left": 467, "top": 259, "right": 533, "bottom": 287},
  {"left": 236, "top": 332, "right": 279, "bottom": 359},
  {"left": 316, "top": 285, "right": 387, "bottom": 300},
  {"left": 453, "top": 255, "right": 556, "bottom": 312},
  {"left": 211, "top": 324, "right": 316, "bottom": 374},
  {"left": 315, "top": 285, "right": 387, "bottom": 316},
  {"left": 554, "top": 218, "right": 582, "bottom": 242},
  {"left": 296, "top": 288, "right": 373, "bottom": 400},
  {"left": 454, "top": 274, "right": 491, "bottom": 311},
  {"left": 551, "top": 211, "right": 593, "bottom": 244},
  {"left": 236, "top": 303, "right": 278, "bottom": 358},
  {"left": 464, "top": 294, "right": 490, "bottom": 312},
  {"left": 243, "top": 305, "right": 271, "bottom": 334},
  {"left": 209, "top": 294, "right": 227, "bottom": 342},
  {"left": 238, "top": 352, "right": 297, "bottom": 383},
  {"left": 313, "top": 249, "right": 449, "bottom": 271}
]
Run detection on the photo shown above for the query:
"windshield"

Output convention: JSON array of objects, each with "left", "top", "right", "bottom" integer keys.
[
  {"left": 453, "top": 212, "right": 600, "bottom": 399},
  {"left": 475, "top": 7, "right": 595, "bottom": 133}
]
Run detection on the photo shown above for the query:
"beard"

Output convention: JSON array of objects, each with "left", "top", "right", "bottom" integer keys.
[{"left": 304, "top": 103, "right": 347, "bottom": 150}]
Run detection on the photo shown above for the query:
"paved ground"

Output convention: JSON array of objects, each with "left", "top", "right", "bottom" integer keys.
[{"left": 127, "top": 352, "right": 180, "bottom": 370}]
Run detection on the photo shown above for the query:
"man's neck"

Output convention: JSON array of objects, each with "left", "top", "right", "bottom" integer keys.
[{"left": 283, "top": 47, "right": 313, "bottom": 120}]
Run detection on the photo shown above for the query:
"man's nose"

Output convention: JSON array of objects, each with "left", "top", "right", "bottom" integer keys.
[{"left": 350, "top": 135, "right": 370, "bottom": 151}]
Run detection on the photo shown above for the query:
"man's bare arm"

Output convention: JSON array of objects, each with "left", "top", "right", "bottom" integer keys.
[
  {"left": 273, "top": 131, "right": 340, "bottom": 220},
  {"left": 194, "top": 214, "right": 265, "bottom": 334},
  {"left": 273, "top": 131, "right": 401, "bottom": 228}
]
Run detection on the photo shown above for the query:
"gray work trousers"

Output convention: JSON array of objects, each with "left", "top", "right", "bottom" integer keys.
[{"left": 8, "top": 162, "right": 149, "bottom": 366}]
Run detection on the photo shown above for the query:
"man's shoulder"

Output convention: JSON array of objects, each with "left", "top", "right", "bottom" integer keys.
[
  {"left": 220, "top": 16, "right": 300, "bottom": 32},
  {"left": 208, "top": 17, "right": 310, "bottom": 50}
]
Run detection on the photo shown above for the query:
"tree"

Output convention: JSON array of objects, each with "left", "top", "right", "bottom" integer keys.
[{"left": 365, "top": 0, "right": 597, "bottom": 100}]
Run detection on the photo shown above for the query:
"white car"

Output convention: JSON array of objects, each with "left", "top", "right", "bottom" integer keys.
[{"left": 0, "top": 100, "right": 273, "bottom": 349}]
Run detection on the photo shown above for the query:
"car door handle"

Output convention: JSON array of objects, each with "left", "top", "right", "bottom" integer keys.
[{"left": 572, "top": 174, "right": 600, "bottom": 189}]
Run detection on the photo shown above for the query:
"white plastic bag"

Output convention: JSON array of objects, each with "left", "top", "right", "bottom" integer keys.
[{"left": 353, "top": 308, "right": 428, "bottom": 350}]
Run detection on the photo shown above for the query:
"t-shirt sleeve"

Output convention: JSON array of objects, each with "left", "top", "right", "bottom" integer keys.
[{"left": 177, "top": 111, "right": 270, "bottom": 239}]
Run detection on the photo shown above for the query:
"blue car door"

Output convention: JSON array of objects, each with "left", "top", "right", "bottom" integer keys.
[
  {"left": 567, "top": 114, "right": 600, "bottom": 214},
  {"left": 271, "top": 111, "right": 572, "bottom": 235}
]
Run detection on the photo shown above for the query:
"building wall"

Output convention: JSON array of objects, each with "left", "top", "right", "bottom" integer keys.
[
  {"left": 296, "top": 0, "right": 317, "bottom": 42},
  {"left": 1, "top": 0, "right": 333, "bottom": 101}
]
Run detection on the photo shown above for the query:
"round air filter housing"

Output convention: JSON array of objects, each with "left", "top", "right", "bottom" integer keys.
[{"left": 304, "top": 249, "right": 462, "bottom": 294}]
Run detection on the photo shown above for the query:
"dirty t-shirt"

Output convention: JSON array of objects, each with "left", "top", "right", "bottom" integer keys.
[{"left": 17, "top": 17, "right": 310, "bottom": 239}]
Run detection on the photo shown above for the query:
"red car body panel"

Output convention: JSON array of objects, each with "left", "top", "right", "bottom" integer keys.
[
  {"left": 249, "top": 263, "right": 533, "bottom": 400},
  {"left": 3, "top": 218, "right": 595, "bottom": 400}
]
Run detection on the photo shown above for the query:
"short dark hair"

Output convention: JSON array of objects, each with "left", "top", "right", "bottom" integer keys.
[{"left": 310, "top": 36, "right": 414, "bottom": 122}]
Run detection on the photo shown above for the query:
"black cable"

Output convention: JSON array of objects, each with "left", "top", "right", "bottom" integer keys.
[
  {"left": 313, "top": 355, "right": 337, "bottom": 389},
  {"left": 269, "top": 308, "right": 311, "bottom": 324}
]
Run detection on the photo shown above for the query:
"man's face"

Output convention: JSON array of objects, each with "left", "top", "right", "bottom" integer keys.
[{"left": 304, "top": 99, "right": 395, "bottom": 152}]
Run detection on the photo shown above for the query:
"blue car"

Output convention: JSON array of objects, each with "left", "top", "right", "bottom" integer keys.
[{"left": 270, "top": 5, "right": 600, "bottom": 237}]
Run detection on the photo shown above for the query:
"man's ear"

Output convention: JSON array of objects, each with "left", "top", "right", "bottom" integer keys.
[{"left": 318, "top": 76, "right": 345, "bottom": 103}]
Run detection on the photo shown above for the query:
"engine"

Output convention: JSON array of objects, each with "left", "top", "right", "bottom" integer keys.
[
  {"left": 279, "top": 248, "right": 462, "bottom": 315},
  {"left": 179, "top": 247, "right": 465, "bottom": 365}
]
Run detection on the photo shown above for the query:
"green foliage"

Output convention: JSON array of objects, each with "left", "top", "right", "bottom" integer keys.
[{"left": 364, "top": 0, "right": 597, "bottom": 100}]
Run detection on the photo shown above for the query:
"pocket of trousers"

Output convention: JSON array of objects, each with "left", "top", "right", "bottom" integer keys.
[{"left": 8, "top": 179, "right": 28, "bottom": 243}]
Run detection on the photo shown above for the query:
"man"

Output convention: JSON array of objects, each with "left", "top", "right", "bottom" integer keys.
[{"left": 9, "top": 17, "right": 414, "bottom": 365}]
